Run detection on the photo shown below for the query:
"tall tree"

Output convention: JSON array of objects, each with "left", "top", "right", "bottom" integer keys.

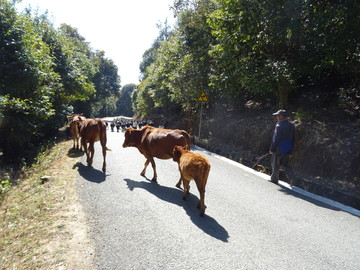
[
  {"left": 0, "top": 0, "right": 60, "bottom": 160},
  {"left": 90, "top": 50, "right": 121, "bottom": 116},
  {"left": 116, "top": 84, "right": 136, "bottom": 117},
  {"left": 135, "top": 1, "right": 215, "bottom": 119}
]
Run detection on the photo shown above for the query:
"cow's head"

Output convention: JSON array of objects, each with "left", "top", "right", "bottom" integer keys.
[
  {"left": 122, "top": 128, "right": 135, "bottom": 148},
  {"left": 172, "top": 145, "right": 185, "bottom": 163},
  {"left": 68, "top": 113, "right": 85, "bottom": 124}
]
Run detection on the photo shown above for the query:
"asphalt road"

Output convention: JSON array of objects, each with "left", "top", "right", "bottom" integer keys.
[{"left": 76, "top": 129, "right": 360, "bottom": 270}]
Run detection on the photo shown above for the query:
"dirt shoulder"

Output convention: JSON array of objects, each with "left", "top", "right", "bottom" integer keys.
[{"left": 0, "top": 140, "right": 95, "bottom": 270}]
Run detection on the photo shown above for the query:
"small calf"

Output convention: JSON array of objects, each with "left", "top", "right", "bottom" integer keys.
[{"left": 173, "top": 145, "right": 210, "bottom": 216}]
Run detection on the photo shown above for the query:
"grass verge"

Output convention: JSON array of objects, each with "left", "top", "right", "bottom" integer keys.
[{"left": 0, "top": 139, "right": 95, "bottom": 270}]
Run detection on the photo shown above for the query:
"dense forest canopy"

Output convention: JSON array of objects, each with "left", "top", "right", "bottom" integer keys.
[
  {"left": 0, "top": 0, "right": 125, "bottom": 162},
  {"left": 1, "top": 0, "right": 360, "bottom": 164},
  {"left": 137, "top": 0, "right": 360, "bottom": 121}
]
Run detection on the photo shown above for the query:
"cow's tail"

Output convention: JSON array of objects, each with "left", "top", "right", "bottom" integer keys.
[
  {"left": 200, "top": 162, "right": 211, "bottom": 184},
  {"left": 99, "top": 120, "right": 112, "bottom": 151}
]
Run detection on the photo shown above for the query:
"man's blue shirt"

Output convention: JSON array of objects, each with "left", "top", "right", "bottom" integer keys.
[{"left": 270, "top": 119, "right": 295, "bottom": 154}]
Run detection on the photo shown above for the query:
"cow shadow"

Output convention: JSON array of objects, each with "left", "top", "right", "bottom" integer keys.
[
  {"left": 124, "top": 178, "right": 229, "bottom": 242},
  {"left": 75, "top": 162, "right": 107, "bottom": 183},
  {"left": 67, "top": 148, "right": 84, "bottom": 158}
]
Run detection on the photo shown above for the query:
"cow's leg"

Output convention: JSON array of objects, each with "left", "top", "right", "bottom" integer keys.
[
  {"left": 141, "top": 157, "right": 157, "bottom": 181},
  {"left": 99, "top": 123, "right": 107, "bottom": 173},
  {"left": 195, "top": 180, "right": 206, "bottom": 216},
  {"left": 77, "top": 136, "right": 83, "bottom": 151},
  {"left": 87, "top": 141, "right": 94, "bottom": 166},
  {"left": 175, "top": 178, "right": 182, "bottom": 189},
  {"left": 140, "top": 159, "right": 150, "bottom": 177},
  {"left": 175, "top": 165, "right": 182, "bottom": 189},
  {"left": 76, "top": 136, "right": 80, "bottom": 150},
  {"left": 182, "top": 179, "right": 190, "bottom": 200},
  {"left": 82, "top": 139, "right": 89, "bottom": 164},
  {"left": 79, "top": 137, "right": 83, "bottom": 151},
  {"left": 101, "top": 146, "right": 106, "bottom": 173},
  {"left": 149, "top": 157, "right": 157, "bottom": 181}
]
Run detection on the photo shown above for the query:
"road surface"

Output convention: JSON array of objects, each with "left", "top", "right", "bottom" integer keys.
[{"left": 76, "top": 129, "right": 360, "bottom": 270}]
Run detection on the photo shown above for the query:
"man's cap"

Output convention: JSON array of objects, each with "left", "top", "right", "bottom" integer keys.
[{"left": 272, "top": 109, "right": 287, "bottom": 116}]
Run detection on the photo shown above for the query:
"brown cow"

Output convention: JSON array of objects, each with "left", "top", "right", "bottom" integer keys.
[
  {"left": 67, "top": 113, "right": 86, "bottom": 150},
  {"left": 78, "top": 118, "right": 111, "bottom": 173},
  {"left": 173, "top": 145, "right": 210, "bottom": 216},
  {"left": 122, "top": 125, "right": 191, "bottom": 182}
]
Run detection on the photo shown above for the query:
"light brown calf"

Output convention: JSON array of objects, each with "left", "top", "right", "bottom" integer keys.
[{"left": 173, "top": 145, "right": 210, "bottom": 216}]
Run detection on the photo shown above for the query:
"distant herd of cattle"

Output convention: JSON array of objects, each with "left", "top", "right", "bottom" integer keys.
[
  {"left": 109, "top": 117, "right": 151, "bottom": 132},
  {"left": 67, "top": 113, "right": 210, "bottom": 216}
]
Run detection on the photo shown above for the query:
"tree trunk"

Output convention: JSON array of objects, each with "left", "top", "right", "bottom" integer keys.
[{"left": 277, "top": 76, "right": 290, "bottom": 109}]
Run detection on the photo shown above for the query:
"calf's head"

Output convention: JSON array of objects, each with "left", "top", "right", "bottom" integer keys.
[{"left": 173, "top": 145, "right": 186, "bottom": 163}]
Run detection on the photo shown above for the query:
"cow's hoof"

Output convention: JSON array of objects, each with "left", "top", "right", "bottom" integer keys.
[
  {"left": 199, "top": 211, "right": 205, "bottom": 217},
  {"left": 175, "top": 183, "right": 182, "bottom": 189},
  {"left": 151, "top": 178, "right": 157, "bottom": 182}
]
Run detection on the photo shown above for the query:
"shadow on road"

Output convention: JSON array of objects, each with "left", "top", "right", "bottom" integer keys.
[
  {"left": 67, "top": 148, "right": 84, "bottom": 158},
  {"left": 124, "top": 178, "right": 229, "bottom": 242},
  {"left": 75, "top": 162, "right": 108, "bottom": 183},
  {"left": 278, "top": 183, "right": 360, "bottom": 217},
  {"left": 279, "top": 186, "right": 338, "bottom": 210}
]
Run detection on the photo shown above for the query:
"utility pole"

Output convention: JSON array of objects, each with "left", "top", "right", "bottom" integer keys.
[{"left": 197, "top": 92, "right": 208, "bottom": 140}]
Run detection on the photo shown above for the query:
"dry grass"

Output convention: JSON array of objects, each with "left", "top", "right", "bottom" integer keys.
[{"left": 0, "top": 140, "right": 95, "bottom": 270}]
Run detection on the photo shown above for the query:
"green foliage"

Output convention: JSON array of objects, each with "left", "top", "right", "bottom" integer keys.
[
  {"left": 136, "top": 1, "right": 215, "bottom": 119},
  {"left": 54, "top": 24, "right": 96, "bottom": 102},
  {"left": 134, "top": 0, "right": 360, "bottom": 121},
  {"left": 116, "top": 84, "right": 136, "bottom": 117},
  {"left": 0, "top": 177, "right": 11, "bottom": 198},
  {"left": 0, "top": 0, "right": 122, "bottom": 164},
  {"left": 89, "top": 51, "right": 121, "bottom": 116},
  {"left": 294, "top": 108, "right": 312, "bottom": 122}
]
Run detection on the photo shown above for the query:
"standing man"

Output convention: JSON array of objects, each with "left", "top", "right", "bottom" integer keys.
[{"left": 269, "top": 109, "right": 295, "bottom": 184}]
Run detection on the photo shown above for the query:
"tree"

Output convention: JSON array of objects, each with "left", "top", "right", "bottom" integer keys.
[
  {"left": 135, "top": 1, "right": 215, "bottom": 119},
  {"left": 136, "top": 21, "right": 174, "bottom": 117},
  {"left": 90, "top": 51, "right": 121, "bottom": 116},
  {"left": 116, "top": 84, "right": 136, "bottom": 117},
  {"left": 139, "top": 20, "right": 172, "bottom": 81},
  {"left": 0, "top": 0, "right": 60, "bottom": 161},
  {"left": 208, "top": 0, "right": 360, "bottom": 110},
  {"left": 0, "top": 0, "right": 122, "bottom": 163},
  {"left": 165, "top": 0, "right": 215, "bottom": 108}
]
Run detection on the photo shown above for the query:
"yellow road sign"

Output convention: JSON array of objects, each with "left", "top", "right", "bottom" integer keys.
[{"left": 198, "top": 92, "right": 208, "bottom": 102}]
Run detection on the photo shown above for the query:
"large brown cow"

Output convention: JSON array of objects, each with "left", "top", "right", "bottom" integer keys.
[
  {"left": 78, "top": 118, "right": 111, "bottom": 173},
  {"left": 122, "top": 125, "right": 191, "bottom": 182},
  {"left": 67, "top": 113, "right": 86, "bottom": 150},
  {"left": 173, "top": 145, "right": 210, "bottom": 216}
]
